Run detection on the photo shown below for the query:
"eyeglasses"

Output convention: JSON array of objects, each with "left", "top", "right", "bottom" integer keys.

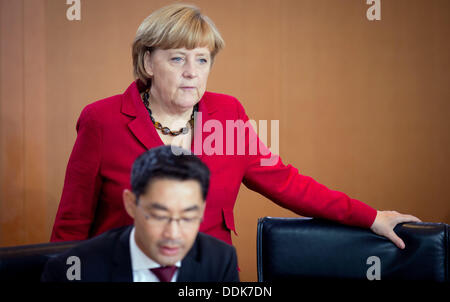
[{"left": 137, "top": 204, "right": 202, "bottom": 228}]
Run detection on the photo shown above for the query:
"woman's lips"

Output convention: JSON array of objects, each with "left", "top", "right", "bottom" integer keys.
[{"left": 180, "top": 86, "right": 195, "bottom": 90}]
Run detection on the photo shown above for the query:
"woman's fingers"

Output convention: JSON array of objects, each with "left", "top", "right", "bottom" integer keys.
[
  {"left": 386, "top": 230, "right": 405, "bottom": 249},
  {"left": 370, "top": 210, "right": 422, "bottom": 249},
  {"left": 395, "top": 214, "right": 421, "bottom": 225},
  {"left": 388, "top": 214, "right": 421, "bottom": 249}
]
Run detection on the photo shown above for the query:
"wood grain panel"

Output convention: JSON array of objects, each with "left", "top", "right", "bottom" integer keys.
[{"left": 0, "top": 0, "right": 449, "bottom": 282}]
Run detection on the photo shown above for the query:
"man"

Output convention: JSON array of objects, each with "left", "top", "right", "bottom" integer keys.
[{"left": 41, "top": 146, "right": 239, "bottom": 282}]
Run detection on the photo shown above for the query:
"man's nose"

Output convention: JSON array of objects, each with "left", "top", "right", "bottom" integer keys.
[{"left": 162, "top": 218, "right": 181, "bottom": 239}]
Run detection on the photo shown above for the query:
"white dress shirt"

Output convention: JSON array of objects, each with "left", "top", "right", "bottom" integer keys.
[{"left": 129, "top": 227, "right": 181, "bottom": 282}]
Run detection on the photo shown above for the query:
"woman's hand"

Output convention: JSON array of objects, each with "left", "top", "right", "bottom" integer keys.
[{"left": 370, "top": 210, "right": 421, "bottom": 249}]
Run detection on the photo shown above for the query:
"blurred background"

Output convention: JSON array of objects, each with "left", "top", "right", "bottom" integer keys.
[{"left": 1, "top": 0, "right": 449, "bottom": 281}]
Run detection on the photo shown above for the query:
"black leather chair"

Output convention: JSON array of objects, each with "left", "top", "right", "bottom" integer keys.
[
  {"left": 0, "top": 241, "right": 80, "bottom": 281},
  {"left": 257, "top": 217, "right": 449, "bottom": 282}
]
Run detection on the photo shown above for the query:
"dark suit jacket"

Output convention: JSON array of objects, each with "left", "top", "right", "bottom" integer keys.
[{"left": 41, "top": 226, "right": 239, "bottom": 282}]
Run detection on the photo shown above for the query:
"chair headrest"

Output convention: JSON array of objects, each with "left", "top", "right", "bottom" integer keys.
[
  {"left": 257, "top": 217, "right": 449, "bottom": 282},
  {"left": 0, "top": 241, "right": 80, "bottom": 281}
]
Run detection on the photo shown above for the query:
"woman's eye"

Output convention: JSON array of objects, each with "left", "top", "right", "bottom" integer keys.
[
  {"left": 199, "top": 58, "right": 208, "bottom": 64},
  {"left": 171, "top": 57, "right": 183, "bottom": 62}
]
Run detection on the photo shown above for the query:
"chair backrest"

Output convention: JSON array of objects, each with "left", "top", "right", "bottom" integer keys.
[
  {"left": 257, "top": 217, "right": 449, "bottom": 282},
  {"left": 0, "top": 241, "right": 80, "bottom": 281}
]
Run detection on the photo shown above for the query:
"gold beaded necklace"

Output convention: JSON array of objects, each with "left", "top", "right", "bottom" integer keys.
[{"left": 142, "top": 88, "right": 197, "bottom": 136}]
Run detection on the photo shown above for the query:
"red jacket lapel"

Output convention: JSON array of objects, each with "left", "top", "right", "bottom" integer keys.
[{"left": 121, "top": 81, "right": 163, "bottom": 150}]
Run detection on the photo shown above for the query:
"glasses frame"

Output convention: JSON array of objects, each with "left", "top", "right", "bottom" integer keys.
[{"left": 137, "top": 203, "right": 203, "bottom": 229}]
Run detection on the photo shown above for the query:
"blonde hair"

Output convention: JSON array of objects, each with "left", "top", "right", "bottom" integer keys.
[{"left": 132, "top": 3, "right": 225, "bottom": 87}]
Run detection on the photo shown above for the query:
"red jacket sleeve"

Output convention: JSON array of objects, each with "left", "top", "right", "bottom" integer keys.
[
  {"left": 235, "top": 100, "right": 377, "bottom": 228},
  {"left": 50, "top": 105, "right": 103, "bottom": 241}
]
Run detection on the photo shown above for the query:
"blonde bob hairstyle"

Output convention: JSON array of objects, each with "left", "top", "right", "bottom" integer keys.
[{"left": 132, "top": 3, "right": 225, "bottom": 88}]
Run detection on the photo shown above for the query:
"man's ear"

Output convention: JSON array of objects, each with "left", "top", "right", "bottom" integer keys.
[
  {"left": 144, "top": 51, "right": 154, "bottom": 77},
  {"left": 123, "top": 189, "right": 137, "bottom": 219},
  {"left": 199, "top": 202, "right": 206, "bottom": 221}
]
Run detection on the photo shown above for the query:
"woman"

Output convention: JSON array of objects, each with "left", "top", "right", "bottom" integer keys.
[{"left": 51, "top": 3, "right": 420, "bottom": 250}]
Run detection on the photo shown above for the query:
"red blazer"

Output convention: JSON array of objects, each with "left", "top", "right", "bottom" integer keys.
[{"left": 51, "top": 81, "right": 377, "bottom": 244}]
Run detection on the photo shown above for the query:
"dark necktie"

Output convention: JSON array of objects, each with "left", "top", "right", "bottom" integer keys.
[{"left": 150, "top": 266, "right": 178, "bottom": 282}]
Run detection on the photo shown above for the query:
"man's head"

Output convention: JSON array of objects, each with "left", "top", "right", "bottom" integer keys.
[{"left": 123, "top": 145, "right": 210, "bottom": 266}]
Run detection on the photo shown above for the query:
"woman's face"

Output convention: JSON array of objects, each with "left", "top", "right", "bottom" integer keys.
[{"left": 144, "top": 47, "right": 212, "bottom": 112}]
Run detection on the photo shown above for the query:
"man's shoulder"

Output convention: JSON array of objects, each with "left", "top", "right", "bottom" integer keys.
[
  {"left": 196, "top": 232, "right": 236, "bottom": 255},
  {"left": 183, "top": 232, "right": 239, "bottom": 282},
  {"left": 52, "top": 226, "right": 131, "bottom": 261},
  {"left": 41, "top": 226, "right": 132, "bottom": 282}
]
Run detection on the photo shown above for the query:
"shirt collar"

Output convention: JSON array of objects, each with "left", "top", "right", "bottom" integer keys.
[{"left": 129, "top": 227, "right": 181, "bottom": 271}]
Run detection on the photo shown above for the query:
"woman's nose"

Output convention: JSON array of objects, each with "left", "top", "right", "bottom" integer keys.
[{"left": 182, "top": 60, "right": 197, "bottom": 78}]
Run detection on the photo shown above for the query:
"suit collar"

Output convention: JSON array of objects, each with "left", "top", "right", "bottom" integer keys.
[
  {"left": 198, "top": 91, "right": 219, "bottom": 115},
  {"left": 110, "top": 225, "right": 134, "bottom": 282},
  {"left": 121, "top": 82, "right": 162, "bottom": 150},
  {"left": 121, "top": 81, "right": 142, "bottom": 118},
  {"left": 108, "top": 225, "right": 203, "bottom": 282},
  {"left": 176, "top": 234, "right": 202, "bottom": 282}
]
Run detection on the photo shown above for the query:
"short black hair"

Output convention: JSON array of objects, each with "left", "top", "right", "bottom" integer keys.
[{"left": 130, "top": 145, "right": 210, "bottom": 201}]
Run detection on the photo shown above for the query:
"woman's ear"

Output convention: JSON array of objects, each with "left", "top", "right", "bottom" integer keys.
[
  {"left": 123, "top": 189, "right": 137, "bottom": 219},
  {"left": 144, "top": 51, "right": 154, "bottom": 77}
]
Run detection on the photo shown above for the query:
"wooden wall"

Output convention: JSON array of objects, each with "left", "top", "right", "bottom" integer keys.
[{"left": 1, "top": 0, "right": 449, "bottom": 281}]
